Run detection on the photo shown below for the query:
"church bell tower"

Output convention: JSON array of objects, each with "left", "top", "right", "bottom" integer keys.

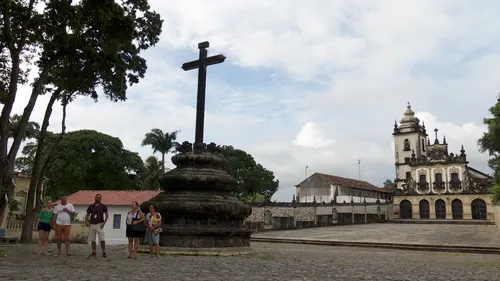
[{"left": 393, "top": 103, "right": 428, "bottom": 189}]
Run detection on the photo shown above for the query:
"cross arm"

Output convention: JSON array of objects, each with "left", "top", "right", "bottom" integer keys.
[{"left": 181, "top": 54, "right": 227, "bottom": 71}]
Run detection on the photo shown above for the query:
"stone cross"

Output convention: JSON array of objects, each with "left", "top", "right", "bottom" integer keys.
[{"left": 181, "top": 41, "right": 226, "bottom": 144}]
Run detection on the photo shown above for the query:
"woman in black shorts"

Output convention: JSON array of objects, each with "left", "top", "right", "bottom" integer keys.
[
  {"left": 126, "top": 201, "right": 144, "bottom": 259},
  {"left": 36, "top": 200, "right": 54, "bottom": 256}
]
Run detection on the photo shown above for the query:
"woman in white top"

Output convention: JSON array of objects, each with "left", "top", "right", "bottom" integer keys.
[{"left": 125, "top": 201, "right": 144, "bottom": 259}]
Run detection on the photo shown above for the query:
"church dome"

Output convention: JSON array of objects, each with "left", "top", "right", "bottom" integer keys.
[{"left": 400, "top": 103, "right": 420, "bottom": 124}]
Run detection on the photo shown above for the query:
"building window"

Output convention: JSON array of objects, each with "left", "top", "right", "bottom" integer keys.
[
  {"left": 419, "top": 174, "right": 426, "bottom": 183},
  {"left": 113, "top": 214, "right": 121, "bottom": 229},
  {"left": 450, "top": 172, "right": 461, "bottom": 188},
  {"left": 404, "top": 157, "right": 410, "bottom": 164},
  {"left": 405, "top": 172, "right": 411, "bottom": 179},
  {"left": 435, "top": 173, "right": 443, "bottom": 182},
  {"left": 404, "top": 139, "right": 411, "bottom": 151},
  {"left": 422, "top": 140, "right": 425, "bottom": 152}
]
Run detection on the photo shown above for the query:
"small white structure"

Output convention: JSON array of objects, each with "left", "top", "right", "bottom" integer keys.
[
  {"left": 295, "top": 173, "right": 393, "bottom": 204},
  {"left": 59, "top": 190, "right": 161, "bottom": 245}
]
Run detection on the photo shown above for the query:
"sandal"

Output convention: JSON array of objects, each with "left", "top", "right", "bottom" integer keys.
[
  {"left": 88, "top": 252, "right": 97, "bottom": 258},
  {"left": 102, "top": 253, "right": 107, "bottom": 258}
]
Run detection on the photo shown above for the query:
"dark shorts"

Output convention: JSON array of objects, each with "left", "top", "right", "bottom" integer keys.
[
  {"left": 38, "top": 222, "right": 51, "bottom": 232},
  {"left": 126, "top": 225, "right": 143, "bottom": 238}
]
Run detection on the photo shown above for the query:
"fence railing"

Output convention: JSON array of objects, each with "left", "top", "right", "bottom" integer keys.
[{"left": 6, "top": 220, "right": 37, "bottom": 230}]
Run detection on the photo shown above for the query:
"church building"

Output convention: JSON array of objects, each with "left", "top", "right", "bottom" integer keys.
[{"left": 392, "top": 103, "right": 493, "bottom": 220}]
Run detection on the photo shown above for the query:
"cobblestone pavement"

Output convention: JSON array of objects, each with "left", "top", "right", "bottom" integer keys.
[
  {"left": 253, "top": 223, "right": 500, "bottom": 247},
  {"left": 1, "top": 242, "right": 500, "bottom": 280}
]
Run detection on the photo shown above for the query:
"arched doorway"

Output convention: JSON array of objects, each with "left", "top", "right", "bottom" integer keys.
[
  {"left": 435, "top": 199, "right": 446, "bottom": 219},
  {"left": 471, "top": 199, "right": 487, "bottom": 220},
  {"left": 419, "top": 200, "right": 430, "bottom": 219},
  {"left": 451, "top": 199, "right": 463, "bottom": 219},
  {"left": 399, "top": 200, "right": 412, "bottom": 219}
]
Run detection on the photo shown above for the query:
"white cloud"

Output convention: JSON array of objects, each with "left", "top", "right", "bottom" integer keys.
[
  {"left": 292, "top": 122, "right": 335, "bottom": 148},
  {"left": 5, "top": 1, "right": 499, "bottom": 202}
]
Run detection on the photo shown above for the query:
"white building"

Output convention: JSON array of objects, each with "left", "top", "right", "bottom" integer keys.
[
  {"left": 295, "top": 172, "right": 393, "bottom": 204},
  {"left": 60, "top": 190, "right": 161, "bottom": 245}
]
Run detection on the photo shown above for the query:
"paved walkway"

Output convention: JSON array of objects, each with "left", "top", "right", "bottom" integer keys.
[
  {"left": 252, "top": 223, "right": 500, "bottom": 248},
  {"left": 1, "top": 242, "right": 500, "bottom": 280}
]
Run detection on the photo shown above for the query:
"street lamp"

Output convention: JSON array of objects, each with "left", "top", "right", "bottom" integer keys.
[{"left": 357, "top": 159, "right": 361, "bottom": 180}]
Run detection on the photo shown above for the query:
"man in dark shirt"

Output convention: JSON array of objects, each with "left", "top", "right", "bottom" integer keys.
[{"left": 85, "top": 194, "right": 108, "bottom": 258}]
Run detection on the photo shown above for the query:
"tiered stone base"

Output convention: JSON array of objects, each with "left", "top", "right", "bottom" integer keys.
[{"left": 140, "top": 142, "right": 253, "bottom": 255}]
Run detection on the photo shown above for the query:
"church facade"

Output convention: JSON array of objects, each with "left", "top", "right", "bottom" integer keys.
[{"left": 392, "top": 104, "right": 493, "bottom": 220}]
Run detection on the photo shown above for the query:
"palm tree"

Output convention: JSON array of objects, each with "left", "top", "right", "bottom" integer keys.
[
  {"left": 141, "top": 129, "right": 179, "bottom": 172},
  {"left": 8, "top": 114, "right": 40, "bottom": 140},
  {"left": 141, "top": 156, "right": 164, "bottom": 190}
]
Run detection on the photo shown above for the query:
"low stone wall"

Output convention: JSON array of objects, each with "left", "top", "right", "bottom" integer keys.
[
  {"left": 5, "top": 220, "right": 88, "bottom": 243},
  {"left": 245, "top": 202, "right": 392, "bottom": 232},
  {"left": 494, "top": 205, "right": 500, "bottom": 229}
]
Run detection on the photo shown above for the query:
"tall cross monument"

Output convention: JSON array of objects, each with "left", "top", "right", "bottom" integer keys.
[{"left": 181, "top": 41, "right": 226, "bottom": 144}]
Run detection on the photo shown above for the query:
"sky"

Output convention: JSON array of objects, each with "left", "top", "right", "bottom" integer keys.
[{"left": 8, "top": 0, "right": 500, "bottom": 201}]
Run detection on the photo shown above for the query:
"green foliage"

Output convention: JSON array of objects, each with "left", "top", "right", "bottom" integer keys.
[
  {"left": 141, "top": 129, "right": 180, "bottom": 172},
  {"left": 7, "top": 196, "right": 20, "bottom": 219},
  {"left": 16, "top": 130, "right": 145, "bottom": 199},
  {"left": 8, "top": 114, "right": 40, "bottom": 140},
  {"left": 383, "top": 179, "right": 395, "bottom": 188},
  {"left": 217, "top": 145, "right": 279, "bottom": 201},
  {"left": 140, "top": 156, "right": 163, "bottom": 190},
  {"left": 242, "top": 193, "right": 266, "bottom": 203},
  {"left": 490, "top": 186, "right": 500, "bottom": 206},
  {"left": 478, "top": 96, "right": 500, "bottom": 204}
]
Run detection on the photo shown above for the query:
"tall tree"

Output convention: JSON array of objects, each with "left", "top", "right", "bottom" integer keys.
[
  {"left": 217, "top": 145, "right": 279, "bottom": 202},
  {"left": 383, "top": 179, "right": 395, "bottom": 188},
  {"left": 8, "top": 114, "right": 40, "bottom": 140},
  {"left": 140, "top": 156, "right": 163, "bottom": 190},
  {"left": 16, "top": 130, "right": 145, "bottom": 200},
  {"left": 141, "top": 129, "right": 180, "bottom": 172},
  {"left": 478, "top": 95, "right": 500, "bottom": 204},
  {"left": 0, "top": 0, "right": 163, "bottom": 240}
]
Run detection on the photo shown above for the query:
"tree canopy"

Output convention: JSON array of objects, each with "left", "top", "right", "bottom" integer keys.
[
  {"left": 16, "top": 130, "right": 144, "bottom": 199},
  {"left": 383, "top": 179, "right": 395, "bottom": 188},
  {"left": 217, "top": 145, "right": 279, "bottom": 202},
  {"left": 478, "top": 95, "right": 500, "bottom": 204}
]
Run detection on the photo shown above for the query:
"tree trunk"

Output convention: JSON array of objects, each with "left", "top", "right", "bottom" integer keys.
[
  {"left": 162, "top": 153, "right": 165, "bottom": 173},
  {"left": 20, "top": 89, "right": 61, "bottom": 242},
  {"left": 0, "top": 0, "right": 43, "bottom": 227}
]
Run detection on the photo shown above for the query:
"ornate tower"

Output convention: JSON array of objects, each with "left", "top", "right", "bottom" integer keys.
[{"left": 393, "top": 103, "right": 427, "bottom": 189}]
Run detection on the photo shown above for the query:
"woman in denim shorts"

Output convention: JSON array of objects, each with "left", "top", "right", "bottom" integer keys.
[{"left": 145, "top": 204, "right": 162, "bottom": 258}]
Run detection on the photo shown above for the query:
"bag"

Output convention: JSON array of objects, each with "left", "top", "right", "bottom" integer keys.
[{"left": 130, "top": 211, "right": 146, "bottom": 233}]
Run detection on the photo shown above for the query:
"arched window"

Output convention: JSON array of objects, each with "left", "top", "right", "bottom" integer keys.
[{"left": 404, "top": 139, "right": 411, "bottom": 151}]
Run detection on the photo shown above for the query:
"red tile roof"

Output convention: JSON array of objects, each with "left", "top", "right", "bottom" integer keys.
[
  {"left": 312, "top": 173, "right": 394, "bottom": 194},
  {"left": 55, "top": 190, "right": 162, "bottom": 206}
]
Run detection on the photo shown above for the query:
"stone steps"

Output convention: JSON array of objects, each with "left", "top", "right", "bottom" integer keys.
[
  {"left": 251, "top": 237, "right": 500, "bottom": 255},
  {"left": 388, "top": 219, "right": 494, "bottom": 225}
]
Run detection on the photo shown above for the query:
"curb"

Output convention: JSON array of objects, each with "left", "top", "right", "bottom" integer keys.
[{"left": 250, "top": 237, "right": 500, "bottom": 255}]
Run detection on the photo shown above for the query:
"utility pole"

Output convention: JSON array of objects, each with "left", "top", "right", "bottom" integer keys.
[
  {"left": 305, "top": 165, "right": 309, "bottom": 202},
  {"left": 357, "top": 159, "right": 361, "bottom": 180}
]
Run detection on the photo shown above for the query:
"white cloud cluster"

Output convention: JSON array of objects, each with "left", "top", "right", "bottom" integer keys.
[{"left": 6, "top": 1, "right": 499, "bottom": 201}]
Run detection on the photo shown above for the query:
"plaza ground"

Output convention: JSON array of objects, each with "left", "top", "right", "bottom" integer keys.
[
  {"left": 1, "top": 242, "right": 500, "bottom": 280},
  {"left": 252, "top": 223, "right": 500, "bottom": 248}
]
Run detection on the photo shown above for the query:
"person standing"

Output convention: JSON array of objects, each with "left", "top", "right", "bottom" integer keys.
[
  {"left": 52, "top": 195, "right": 76, "bottom": 256},
  {"left": 85, "top": 193, "right": 108, "bottom": 258},
  {"left": 144, "top": 204, "right": 162, "bottom": 259},
  {"left": 35, "top": 200, "right": 54, "bottom": 256},
  {"left": 126, "top": 201, "right": 144, "bottom": 259}
]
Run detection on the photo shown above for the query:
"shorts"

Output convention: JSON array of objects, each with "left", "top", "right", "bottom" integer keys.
[
  {"left": 145, "top": 229, "right": 160, "bottom": 245},
  {"left": 88, "top": 224, "right": 105, "bottom": 242},
  {"left": 126, "top": 225, "right": 143, "bottom": 238},
  {"left": 38, "top": 222, "right": 51, "bottom": 232},
  {"left": 54, "top": 224, "right": 71, "bottom": 241}
]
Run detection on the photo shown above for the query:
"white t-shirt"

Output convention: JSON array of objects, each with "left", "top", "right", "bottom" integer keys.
[{"left": 53, "top": 203, "right": 75, "bottom": 225}]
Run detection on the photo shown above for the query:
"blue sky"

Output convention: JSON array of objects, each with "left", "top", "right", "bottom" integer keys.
[{"left": 11, "top": 0, "right": 500, "bottom": 201}]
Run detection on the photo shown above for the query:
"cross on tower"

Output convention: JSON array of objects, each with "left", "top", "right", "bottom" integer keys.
[{"left": 182, "top": 41, "right": 226, "bottom": 144}]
